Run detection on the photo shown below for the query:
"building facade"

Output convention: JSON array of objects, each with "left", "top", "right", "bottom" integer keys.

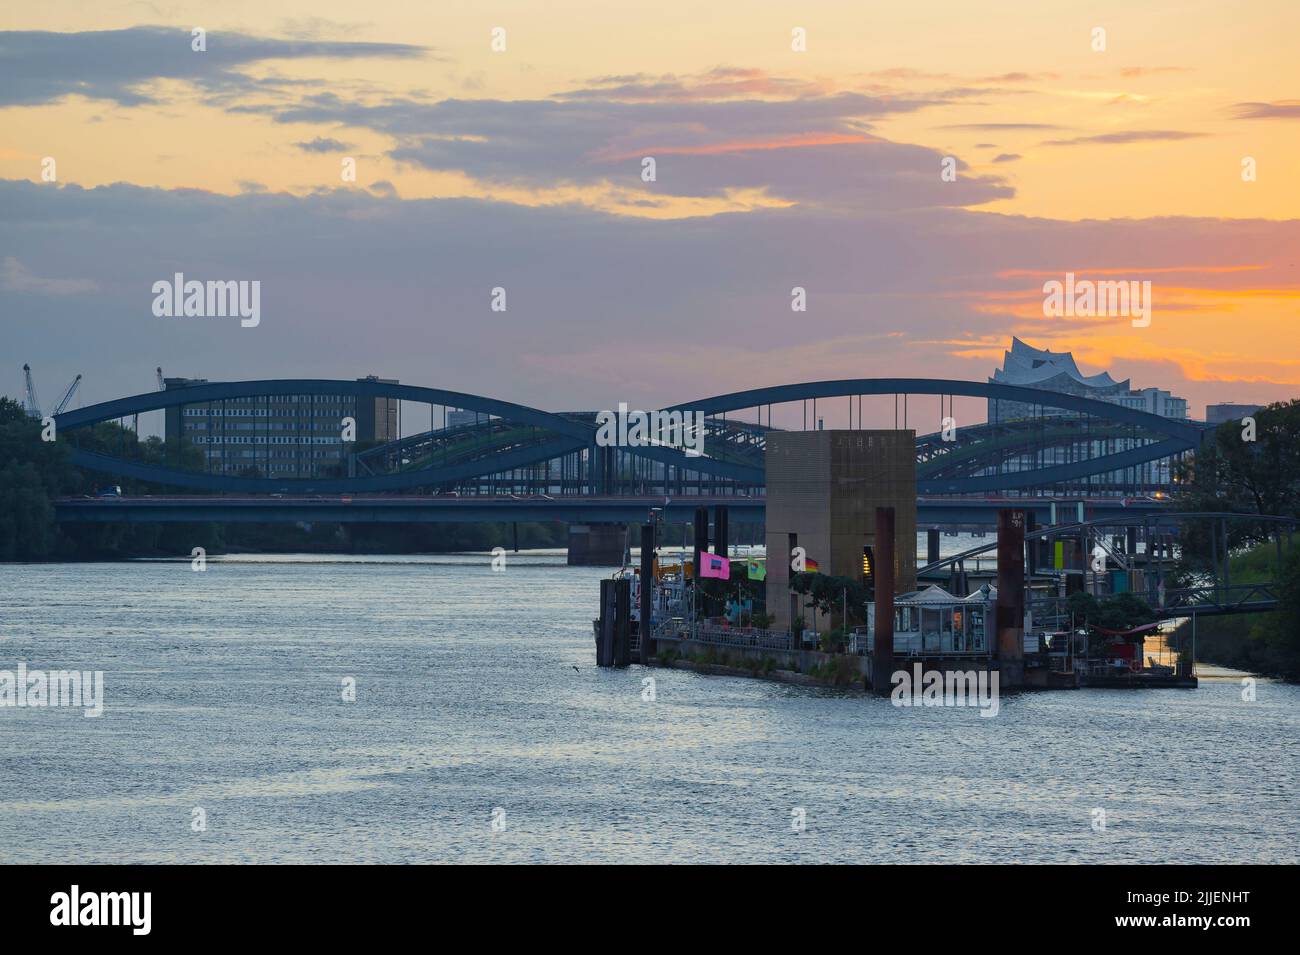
[
  {"left": 164, "top": 376, "right": 398, "bottom": 479},
  {"left": 764, "top": 430, "right": 917, "bottom": 632},
  {"left": 446, "top": 408, "right": 484, "bottom": 429},
  {"left": 990, "top": 338, "right": 1188, "bottom": 422},
  {"left": 1206, "top": 402, "right": 1261, "bottom": 426}
]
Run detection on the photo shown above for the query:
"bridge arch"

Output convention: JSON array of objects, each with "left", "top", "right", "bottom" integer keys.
[{"left": 54, "top": 377, "right": 1206, "bottom": 494}]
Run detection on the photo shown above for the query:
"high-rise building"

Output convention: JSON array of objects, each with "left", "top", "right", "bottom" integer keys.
[
  {"left": 356, "top": 376, "right": 399, "bottom": 445},
  {"left": 163, "top": 376, "right": 398, "bottom": 479}
]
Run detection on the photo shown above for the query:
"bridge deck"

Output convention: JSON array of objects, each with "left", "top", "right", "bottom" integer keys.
[{"left": 54, "top": 495, "right": 1169, "bottom": 525}]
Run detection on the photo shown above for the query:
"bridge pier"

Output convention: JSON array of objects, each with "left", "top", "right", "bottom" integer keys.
[{"left": 567, "top": 522, "right": 628, "bottom": 566}]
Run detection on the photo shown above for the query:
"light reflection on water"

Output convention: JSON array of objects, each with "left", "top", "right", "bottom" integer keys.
[{"left": 0, "top": 553, "right": 1295, "bottom": 864}]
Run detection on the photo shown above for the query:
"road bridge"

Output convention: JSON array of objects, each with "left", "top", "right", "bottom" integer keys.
[
  {"left": 52, "top": 376, "right": 1208, "bottom": 498},
  {"left": 53, "top": 494, "right": 1171, "bottom": 527}
]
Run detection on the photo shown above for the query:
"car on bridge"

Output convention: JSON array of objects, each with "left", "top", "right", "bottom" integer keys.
[{"left": 1122, "top": 493, "right": 1168, "bottom": 506}]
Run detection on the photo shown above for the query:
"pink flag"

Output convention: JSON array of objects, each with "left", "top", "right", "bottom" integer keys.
[{"left": 700, "top": 552, "right": 730, "bottom": 580}]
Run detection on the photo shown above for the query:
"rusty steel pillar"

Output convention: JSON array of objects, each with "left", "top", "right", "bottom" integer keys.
[
  {"left": 872, "top": 506, "right": 896, "bottom": 694},
  {"left": 996, "top": 508, "right": 1026, "bottom": 687}
]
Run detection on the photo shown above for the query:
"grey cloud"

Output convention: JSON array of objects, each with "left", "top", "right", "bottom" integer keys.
[
  {"left": 0, "top": 26, "right": 428, "bottom": 107},
  {"left": 1232, "top": 100, "right": 1300, "bottom": 120},
  {"left": 295, "top": 136, "right": 351, "bottom": 153},
  {"left": 5, "top": 178, "right": 1297, "bottom": 414},
  {"left": 1, "top": 256, "right": 99, "bottom": 295},
  {"left": 557, "top": 68, "right": 830, "bottom": 102},
  {"left": 277, "top": 18, "right": 377, "bottom": 41},
  {"left": 270, "top": 91, "right": 1011, "bottom": 209}
]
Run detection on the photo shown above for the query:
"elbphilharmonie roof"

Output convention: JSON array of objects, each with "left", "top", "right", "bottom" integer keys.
[{"left": 989, "top": 338, "right": 1129, "bottom": 392}]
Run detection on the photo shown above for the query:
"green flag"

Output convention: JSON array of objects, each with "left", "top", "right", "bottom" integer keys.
[{"left": 746, "top": 558, "right": 766, "bottom": 581}]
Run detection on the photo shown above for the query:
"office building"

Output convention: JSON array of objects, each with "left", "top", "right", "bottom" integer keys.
[{"left": 164, "top": 375, "right": 398, "bottom": 479}]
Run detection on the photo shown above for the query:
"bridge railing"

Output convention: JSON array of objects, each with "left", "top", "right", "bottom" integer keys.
[
  {"left": 1161, "top": 582, "right": 1279, "bottom": 612},
  {"left": 1029, "top": 580, "right": 1280, "bottom": 624}
]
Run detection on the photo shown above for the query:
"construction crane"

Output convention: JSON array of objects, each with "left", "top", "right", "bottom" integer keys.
[
  {"left": 19, "top": 365, "right": 81, "bottom": 418},
  {"left": 51, "top": 374, "right": 82, "bottom": 416},
  {"left": 21, "top": 364, "right": 40, "bottom": 418}
]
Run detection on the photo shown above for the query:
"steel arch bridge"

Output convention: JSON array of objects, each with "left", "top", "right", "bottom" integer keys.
[{"left": 53, "top": 377, "right": 1207, "bottom": 497}]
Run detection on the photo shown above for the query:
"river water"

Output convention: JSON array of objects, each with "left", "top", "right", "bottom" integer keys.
[{"left": 1, "top": 553, "right": 1295, "bottom": 864}]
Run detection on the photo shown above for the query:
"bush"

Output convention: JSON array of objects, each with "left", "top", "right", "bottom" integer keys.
[{"left": 819, "top": 628, "right": 847, "bottom": 653}]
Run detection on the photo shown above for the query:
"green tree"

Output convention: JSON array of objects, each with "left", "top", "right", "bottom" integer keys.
[
  {"left": 1242, "top": 546, "right": 1300, "bottom": 673},
  {"left": 0, "top": 397, "right": 76, "bottom": 559},
  {"left": 1174, "top": 399, "right": 1300, "bottom": 572},
  {"left": 790, "top": 572, "right": 869, "bottom": 630},
  {"left": 0, "top": 462, "right": 57, "bottom": 559},
  {"left": 1065, "top": 591, "right": 1157, "bottom": 631}
]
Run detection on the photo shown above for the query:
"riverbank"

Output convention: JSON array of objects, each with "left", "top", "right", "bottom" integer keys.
[
  {"left": 1164, "top": 538, "right": 1300, "bottom": 682},
  {"left": 649, "top": 656, "right": 858, "bottom": 690},
  {"left": 649, "top": 644, "right": 867, "bottom": 689},
  {"left": 1184, "top": 615, "right": 1299, "bottom": 682}
]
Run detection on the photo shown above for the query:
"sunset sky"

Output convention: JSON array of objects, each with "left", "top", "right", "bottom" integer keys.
[{"left": 2, "top": 0, "right": 1299, "bottom": 424}]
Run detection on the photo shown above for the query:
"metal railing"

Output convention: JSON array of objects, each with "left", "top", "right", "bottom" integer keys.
[
  {"left": 695, "top": 626, "right": 794, "bottom": 651},
  {"left": 652, "top": 620, "right": 793, "bottom": 652},
  {"left": 1029, "top": 581, "right": 1280, "bottom": 625},
  {"left": 651, "top": 618, "right": 691, "bottom": 643}
]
